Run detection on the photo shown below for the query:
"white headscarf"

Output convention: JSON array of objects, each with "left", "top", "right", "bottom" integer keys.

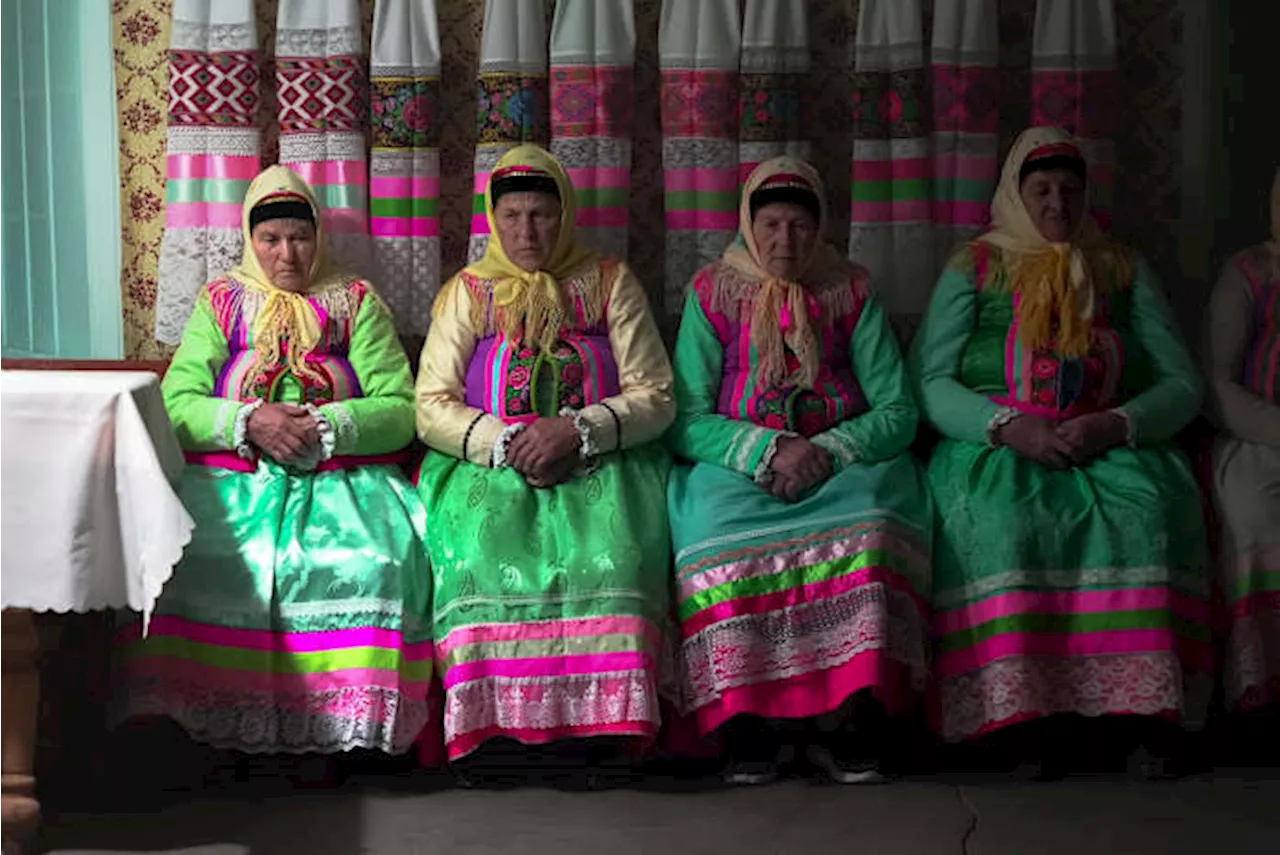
[{"left": 977, "top": 126, "right": 1128, "bottom": 358}]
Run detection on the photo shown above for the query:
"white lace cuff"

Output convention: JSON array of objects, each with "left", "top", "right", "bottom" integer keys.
[
  {"left": 213, "top": 399, "right": 241, "bottom": 449},
  {"left": 322, "top": 402, "right": 359, "bottom": 454},
  {"left": 753, "top": 432, "right": 792, "bottom": 487},
  {"left": 491, "top": 422, "right": 527, "bottom": 468},
  {"left": 233, "top": 401, "right": 264, "bottom": 459},
  {"left": 810, "top": 431, "right": 859, "bottom": 470},
  {"left": 305, "top": 404, "right": 336, "bottom": 462},
  {"left": 559, "top": 407, "right": 599, "bottom": 462},
  {"left": 986, "top": 406, "right": 1021, "bottom": 447}
]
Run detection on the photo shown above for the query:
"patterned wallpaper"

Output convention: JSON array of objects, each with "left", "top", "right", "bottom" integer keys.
[{"left": 113, "top": 0, "right": 1186, "bottom": 359}]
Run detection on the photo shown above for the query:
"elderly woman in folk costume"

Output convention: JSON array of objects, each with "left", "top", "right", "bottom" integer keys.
[
  {"left": 415, "top": 145, "right": 675, "bottom": 776},
  {"left": 665, "top": 157, "right": 932, "bottom": 786},
  {"left": 912, "top": 127, "right": 1210, "bottom": 777},
  {"left": 118, "top": 167, "right": 432, "bottom": 776},
  {"left": 1207, "top": 165, "right": 1280, "bottom": 716}
]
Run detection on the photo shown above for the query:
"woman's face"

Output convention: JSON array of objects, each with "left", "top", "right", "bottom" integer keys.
[
  {"left": 251, "top": 218, "right": 317, "bottom": 292},
  {"left": 1019, "top": 168, "right": 1086, "bottom": 243},
  {"left": 752, "top": 202, "right": 818, "bottom": 279},
  {"left": 494, "top": 191, "right": 562, "bottom": 272}
]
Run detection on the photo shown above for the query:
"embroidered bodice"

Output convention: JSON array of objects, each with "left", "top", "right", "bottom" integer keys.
[
  {"left": 960, "top": 242, "right": 1143, "bottom": 419},
  {"left": 206, "top": 277, "right": 369, "bottom": 405},
  {"left": 458, "top": 265, "right": 621, "bottom": 424},
  {"left": 692, "top": 263, "right": 870, "bottom": 437}
]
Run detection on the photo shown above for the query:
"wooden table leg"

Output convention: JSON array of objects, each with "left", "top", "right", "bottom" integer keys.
[{"left": 2, "top": 610, "right": 40, "bottom": 855}]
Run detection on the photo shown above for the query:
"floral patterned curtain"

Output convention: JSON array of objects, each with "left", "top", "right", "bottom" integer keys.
[
  {"left": 468, "top": 0, "right": 549, "bottom": 263},
  {"left": 1031, "top": 0, "right": 1118, "bottom": 231},
  {"left": 848, "top": 0, "right": 934, "bottom": 328},
  {"left": 549, "top": 0, "right": 636, "bottom": 261},
  {"left": 370, "top": 0, "right": 442, "bottom": 336},
  {"left": 116, "top": 0, "right": 1190, "bottom": 359},
  {"left": 738, "top": 0, "right": 810, "bottom": 188},
  {"left": 658, "top": 0, "right": 740, "bottom": 319},
  {"left": 930, "top": 0, "right": 1000, "bottom": 263},
  {"left": 276, "top": 0, "right": 372, "bottom": 278}
]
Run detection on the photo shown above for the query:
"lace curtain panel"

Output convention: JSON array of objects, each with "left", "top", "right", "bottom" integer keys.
[
  {"left": 117, "top": 0, "right": 1185, "bottom": 358},
  {"left": 549, "top": 0, "right": 636, "bottom": 262},
  {"left": 370, "top": 0, "right": 442, "bottom": 336}
]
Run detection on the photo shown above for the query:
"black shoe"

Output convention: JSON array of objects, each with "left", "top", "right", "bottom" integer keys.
[
  {"left": 1127, "top": 744, "right": 1180, "bottom": 781},
  {"left": 720, "top": 715, "right": 783, "bottom": 786},
  {"left": 722, "top": 757, "right": 779, "bottom": 786},
  {"left": 807, "top": 744, "right": 885, "bottom": 785}
]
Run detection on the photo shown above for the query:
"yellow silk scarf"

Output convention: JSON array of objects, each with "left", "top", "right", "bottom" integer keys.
[
  {"left": 230, "top": 165, "right": 350, "bottom": 380},
  {"left": 463, "top": 145, "right": 599, "bottom": 352}
]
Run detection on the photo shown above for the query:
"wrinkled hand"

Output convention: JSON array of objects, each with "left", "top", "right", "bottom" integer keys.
[
  {"left": 508, "top": 417, "right": 582, "bottom": 486},
  {"left": 995, "top": 414, "right": 1073, "bottom": 469},
  {"left": 522, "top": 453, "right": 580, "bottom": 489},
  {"left": 1055, "top": 411, "right": 1127, "bottom": 465},
  {"left": 767, "top": 436, "right": 833, "bottom": 502},
  {"left": 246, "top": 403, "right": 319, "bottom": 464}
]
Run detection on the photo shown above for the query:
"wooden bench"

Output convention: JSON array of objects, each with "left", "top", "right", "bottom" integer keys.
[{"left": 0, "top": 357, "right": 1228, "bottom": 849}]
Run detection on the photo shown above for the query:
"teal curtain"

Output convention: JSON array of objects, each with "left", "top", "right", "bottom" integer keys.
[{"left": 1, "top": 0, "right": 122, "bottom": 359}]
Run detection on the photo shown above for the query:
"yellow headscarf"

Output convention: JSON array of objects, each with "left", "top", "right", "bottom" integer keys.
[
  {"left": 462, "top": 144, "right": 599, "bottom": 352},
  {"left": 722, "top": 156, "right": 852, "bottom": 390},
  {"left": 231, "top": 165, "right": 351, "bottom": 380},
  {"left": 979, "top": 126, "right": 1130, "bottom": 359}
]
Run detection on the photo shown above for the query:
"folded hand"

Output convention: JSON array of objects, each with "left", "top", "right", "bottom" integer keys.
[
  {"left": 766, "top": 436, "right": 833, "bottom": 502},
  {"left": 508, "top": 417, "right": 581, "bottom": 485},
  {"left": 995, "top": 414, "right": 1074, "bottom": 469},
  {"left": 246, "top": 403, "right": 319, "bottom": 464},
  {"left": 1054, "top": 411, "right": 1127, "bottom": 465}
]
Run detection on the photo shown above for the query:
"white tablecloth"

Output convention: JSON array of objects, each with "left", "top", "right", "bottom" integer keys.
[{"left": 1, "top": 370, "right": 194, "bottom": 628}]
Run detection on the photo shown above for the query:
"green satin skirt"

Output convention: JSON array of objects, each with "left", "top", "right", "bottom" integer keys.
[
  {"left": 417, "top": 444, "right": 672, "bottom": 760},
  {"left": 928, "top": 439, "right": 1212, "bottom": 741},
  {"left": 117, "top": 460, "right": 433, "bottom": 754}
]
